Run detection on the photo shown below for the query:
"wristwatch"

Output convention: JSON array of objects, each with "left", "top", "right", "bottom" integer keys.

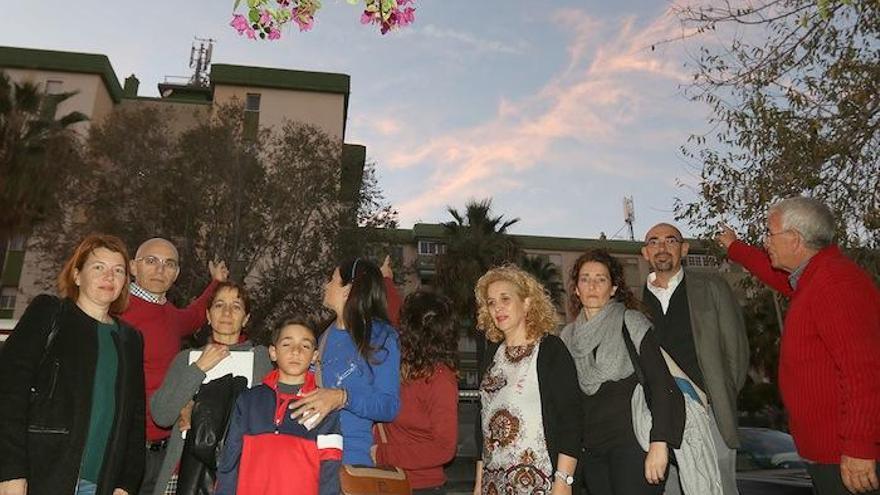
[{"left": 554, "top": 469, "right": 574, "bottom": 486}]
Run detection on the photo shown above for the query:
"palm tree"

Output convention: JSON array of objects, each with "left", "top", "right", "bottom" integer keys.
[
  {"left": 0, "top": 70, "right": 88, "bottom": 265},
  {"left": 520, "top": 254, "right": 565, "bottom": 309},
  {"left": 434, "top": 198, "right": 521, "bottom": 319}
]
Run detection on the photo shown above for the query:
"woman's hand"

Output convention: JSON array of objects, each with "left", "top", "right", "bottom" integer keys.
[
  {"left": 178, "top": 400, "right": 195, "bottom": 431},
  {"left": 194, "top": 343, "right": 229, "bottom": 373},
  {"left": 473, "top": 460, "right": 483, "bottom": 495},
  {"left": 112, "top": 489, "right": 129, "bottom": 495},
  {"left": 0, "top": 479, "right": 27, "bottom": 495},
  {"left": 289, "top": 388, "right": 346, "bottom": 429},
  {"left": 645, "top": 441, "right": 668, "bottom": 485}
]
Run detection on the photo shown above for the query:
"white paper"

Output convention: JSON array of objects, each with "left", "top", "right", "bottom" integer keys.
[{"left": 188, "top": 350, "right": 255, "bottom": 387}]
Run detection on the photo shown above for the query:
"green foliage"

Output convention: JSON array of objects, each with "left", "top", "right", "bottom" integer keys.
[
  {"left": 0, "top": 70, "right": 88, "bottom": 237},
  {"left": 674, "top": 0, "right": 879, "bottom": 278},
  {"left": 33, "top": 102, "right": 391, "bottom": 336},
  {"left": 433, "top": 198, "right": 522, "bottom": 331},
  {"left": 520, "top": 254, "right": 565, "bottom": 309}
]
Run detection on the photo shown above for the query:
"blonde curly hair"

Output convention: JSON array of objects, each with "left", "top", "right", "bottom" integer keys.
[{"left": 474, "top": 264, "right": 558, "bottom": 343}]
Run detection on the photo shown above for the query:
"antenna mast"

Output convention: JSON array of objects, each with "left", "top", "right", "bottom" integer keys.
[
  {"left": 189, "top": 37, "right": 215, "bottom": 87},
  {"left": 623, "top": 196, "right": 635, "bottom": 241}
]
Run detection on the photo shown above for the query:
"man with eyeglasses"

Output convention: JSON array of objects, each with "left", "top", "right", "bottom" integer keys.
[
  {"left": 119, "top": 238, "right": 229, "bottom": 495},
  {"left": 641, "top": 223, "right": 748, "bottom": 495},
  {"left": 717, "top": 197, "right": 880, "bottom": 495}
]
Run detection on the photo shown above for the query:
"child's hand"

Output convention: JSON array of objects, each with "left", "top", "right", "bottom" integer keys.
[{"left": 289, "top": 388, "right": 346, "bottom": 429}]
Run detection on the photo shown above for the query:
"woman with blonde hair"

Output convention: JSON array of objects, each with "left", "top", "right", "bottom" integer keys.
[{"left": 473, "top": 265, "right": 582, "bottom": 495}]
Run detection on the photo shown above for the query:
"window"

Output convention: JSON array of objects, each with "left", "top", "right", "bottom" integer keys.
[
  {"left": 45, "top": 80, "right": 63, "bottom": 95},
  {"left": 42, "top": 80, "right": 64, "bottom": 119},
  {"left": 7, "top": 235, "right": 27, "bottom": 251},
  {"left": 245, "top": 93, "right": 261, "bottom": 112},
  {"left": 0, "top": 288, "right": 17, "bottom": 310},
  {"left": 243, "top": 93, "right": 261, "bottom": 140},
  {"left": 417, "top": 240, "right": 446, "bottom": 256},
  {"left": 685, "top": 254, "right": 718, "bottom": 267}
]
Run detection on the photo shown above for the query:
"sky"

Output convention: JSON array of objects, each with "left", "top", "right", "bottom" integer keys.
[{"left": 2, "top": 0, "right": 716, "bottom": 240}]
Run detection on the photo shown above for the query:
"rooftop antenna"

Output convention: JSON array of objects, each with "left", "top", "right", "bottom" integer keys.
[
  {"left": 189, "top": 37, "right": 215, "bottom": 87},
  {"left": 623, "top": 196, "right": 635, "bottom": 241}
]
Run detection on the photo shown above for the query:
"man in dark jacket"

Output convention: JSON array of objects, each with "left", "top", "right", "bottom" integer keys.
[{"left": 642, "top": 223, "right": 748, "bottom": 495}]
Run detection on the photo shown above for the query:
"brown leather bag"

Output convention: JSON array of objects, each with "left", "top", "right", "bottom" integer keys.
[{"left": 338, "top": 464, "right": 411, "bottom": 495}]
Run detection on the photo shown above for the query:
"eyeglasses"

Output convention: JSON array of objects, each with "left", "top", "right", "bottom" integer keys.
[
  {"left": 645, "top": 237, "right": 682, "bottom": 248},
  {"left": 135, "top": 255, "right": 179, "bottom": 270}
]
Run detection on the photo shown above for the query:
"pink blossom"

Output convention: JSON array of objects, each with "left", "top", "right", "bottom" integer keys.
[
  {"left": 268, "top": 27, "right": 281, "bottom": 40},
  {"left": 245, "top": 27, "right": 257, "bottom": 39},
  {"left": 360, "top": 11, "right": 374, "bottom": 25},
  {"left": 291, "top": 9, "right": 314, "bottom": 31},
  {"left": 229, "top": 14, "right": 250, "bottom": 34},
  {"left": 259, "top": 9, "right": 273, "bottom": 26}
]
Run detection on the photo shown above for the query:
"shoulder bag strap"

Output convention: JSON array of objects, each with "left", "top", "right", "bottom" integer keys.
[{"left": 621, "top": 320, "right": 651, "bottom": 406}]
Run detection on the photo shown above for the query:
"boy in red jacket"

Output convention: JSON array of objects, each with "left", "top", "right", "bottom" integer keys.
[{"left": 216, "top": 320, "right": 342, "bottom": 495}]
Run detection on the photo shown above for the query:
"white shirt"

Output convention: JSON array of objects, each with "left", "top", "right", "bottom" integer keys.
[{"left": 646, "top": 267, "right": 685, "bottom": 314}]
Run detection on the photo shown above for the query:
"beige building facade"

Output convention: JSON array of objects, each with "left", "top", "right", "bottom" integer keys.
[{"left": 0, "top": 45, "right": 363, "bottom": 327}]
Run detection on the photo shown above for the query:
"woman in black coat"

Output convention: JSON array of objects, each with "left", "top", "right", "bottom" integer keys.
[{"left": 0, "top": 234, "right": 145, "bottom": 495}]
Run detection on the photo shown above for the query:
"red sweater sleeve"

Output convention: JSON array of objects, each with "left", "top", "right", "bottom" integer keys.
[
  {"left": 814, "top": 275, "right": 880, "bottom": 459},
  {"left": 175, "top": 279, "right": 219, "bottom": 337},
  {"left": 727, "top": 240, "right": 793, "bottom": 296},
  {"left": 376, "top": 368, "right": 459, "bottom": 469},
  {"left": 384, "top": 277, "right": 401, "bottom": 329}
]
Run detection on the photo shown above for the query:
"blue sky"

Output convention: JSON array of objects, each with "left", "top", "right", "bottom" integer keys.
[{"left": 2, "top": 0, "right": 713, "bottom": 239}]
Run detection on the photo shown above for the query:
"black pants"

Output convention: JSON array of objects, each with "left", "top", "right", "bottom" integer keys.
[
  {"left": 138, "top": 442, "right": 168, "bottom": 495},
  {"left": 579, "top": 444, "right": 665, "bottom": 495},
  {"left": 807, "top": 463, "right": 880, "bottom": 495}
]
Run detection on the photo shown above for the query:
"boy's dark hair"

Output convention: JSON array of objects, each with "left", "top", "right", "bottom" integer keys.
[{"left": 270, "top": 317, "right": 317, "bottom": 345}]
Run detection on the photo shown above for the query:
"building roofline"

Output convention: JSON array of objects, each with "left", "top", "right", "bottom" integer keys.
[
  {"left": 372, "top": 223, "right": 712, "bottom": 255},
  {"left": 0, "top": 45, "right": 123, "bottom": 103}
]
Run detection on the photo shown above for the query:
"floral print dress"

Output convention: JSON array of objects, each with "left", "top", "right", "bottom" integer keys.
[{"left": 480, "top": 341, "right": 554, "bottom": 495}]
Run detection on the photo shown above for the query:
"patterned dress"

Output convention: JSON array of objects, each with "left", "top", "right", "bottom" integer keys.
[{"left": 480, "top": 341, "right": 554, "bottom": 495}]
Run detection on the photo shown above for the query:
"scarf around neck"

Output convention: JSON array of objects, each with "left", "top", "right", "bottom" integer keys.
[{"left": 560, "top": 300, "right": 652, "bottom": 395}]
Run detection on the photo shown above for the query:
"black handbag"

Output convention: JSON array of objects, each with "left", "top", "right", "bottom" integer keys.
[{"left": 176, "top": 373, "right": 248, "bottom": 495}]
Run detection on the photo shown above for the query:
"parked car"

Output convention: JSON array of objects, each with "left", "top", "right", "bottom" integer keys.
[{"left": 737, "top": 427, "right": 812, "bottom": 495}]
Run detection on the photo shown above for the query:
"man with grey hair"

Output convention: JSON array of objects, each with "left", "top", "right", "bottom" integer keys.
[
  {"left": 119, "top": 238, "right": 229, "bottom": 495},
  {"left": 717, "top": 196, "right": 880, "bottom": 495},
  {"left": 641, "top": 222, "right": 748, "bottom": 495}
]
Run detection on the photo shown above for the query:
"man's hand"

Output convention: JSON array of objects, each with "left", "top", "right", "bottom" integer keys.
[
  {"left": 208, "top": 259, "right": 229, "bottom": 282},
  {"left": 194, "top": 343, "right": 230, "bottom": 372},
  {"left": 715, "top": 224, "right": 738, "bottom": 250},
  {"left": 178, "top": 400, "right": 195, "bottom": 432},
  {"left": 380, "top": 255, "right": 393, "bottom": 279},
  {"left": 841, "top": 455, "right": 879, "bottom": 493},
  {"left": 645, "top": 441, "right": 668, "bottom": 485},
  {"left": 0, "top": 479, "right": 27, "bottom": 495},
  {"left": 112, "top": 489, "right": 129, "bottom": 495}
]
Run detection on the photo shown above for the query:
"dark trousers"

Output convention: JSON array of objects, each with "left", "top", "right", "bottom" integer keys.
[
  {"left": 138, "top": 442, "right": 168, "bottom": 495},
  {"left": 579, "top": 444, "right": 665, "bottom": 495},
  {"left": 807, "top": 463, "right": 880, "bottom": 495}
]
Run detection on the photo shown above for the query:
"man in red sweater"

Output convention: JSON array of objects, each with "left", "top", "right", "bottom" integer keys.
[
  {"left": 120, "top": 238, "right": 228, "bottom": 495},
  {"left": 717, "top": 197, "right": 880, "bottom": 495}
]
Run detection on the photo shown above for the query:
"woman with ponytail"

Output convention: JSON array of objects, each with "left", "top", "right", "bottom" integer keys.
[{"left": 288, "top": 258, "right": 401, "bottom": 465}]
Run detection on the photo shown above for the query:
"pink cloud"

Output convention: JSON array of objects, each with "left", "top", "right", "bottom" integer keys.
[{"left": 380, "top": 7, "right": 697, "bottom": 225}]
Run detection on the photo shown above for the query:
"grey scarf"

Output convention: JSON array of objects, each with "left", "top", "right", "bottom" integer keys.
[{"left": 560, "top": 301, "right": 653, "bottom": 395}]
